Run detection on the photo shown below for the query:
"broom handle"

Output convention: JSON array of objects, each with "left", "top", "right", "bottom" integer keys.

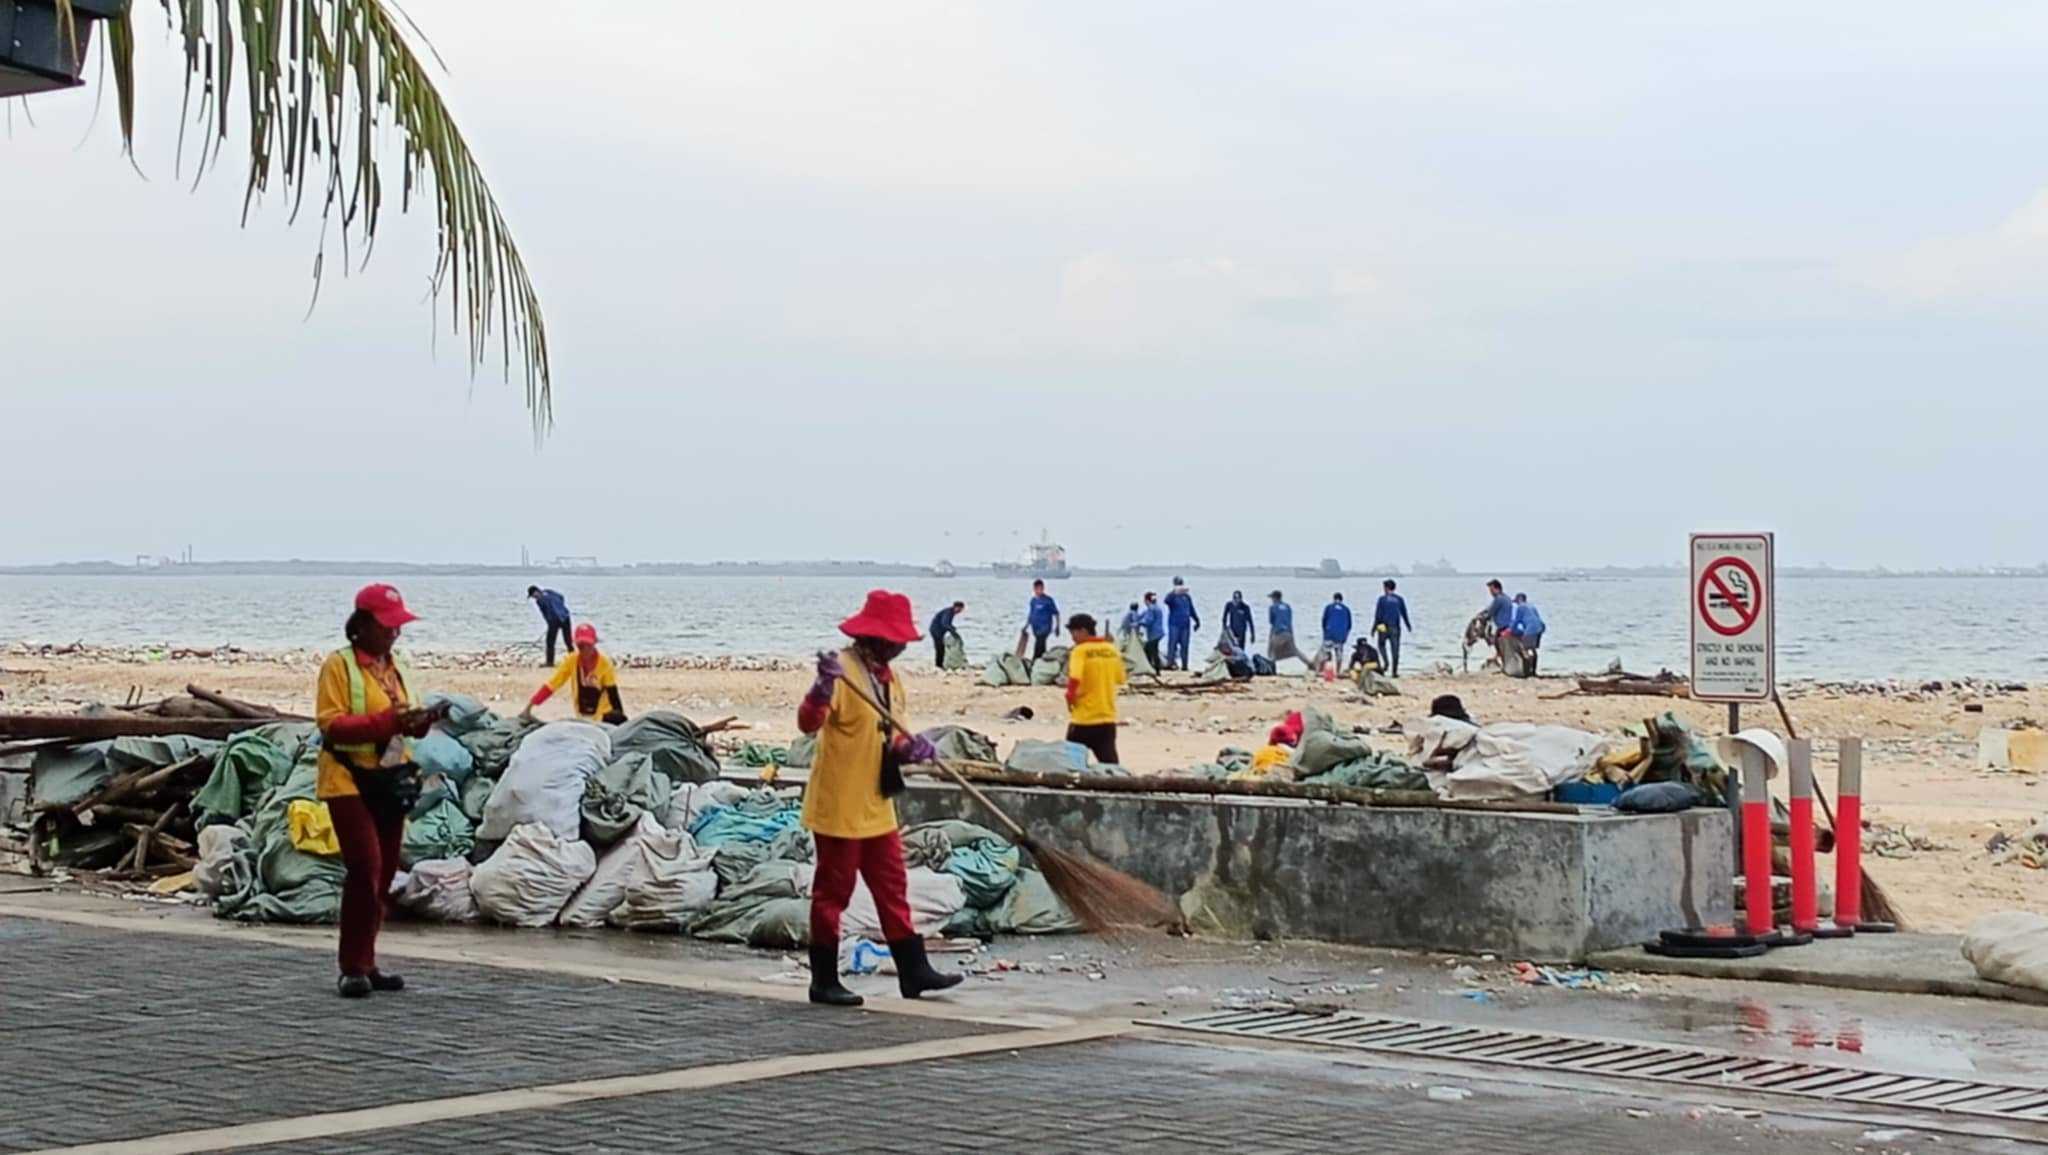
[{"left": 828, "top": 663, "right": 1033, "bottom": 844}]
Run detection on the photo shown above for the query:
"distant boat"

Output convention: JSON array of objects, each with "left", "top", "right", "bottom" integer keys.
[
  {"left": 1293, "top": 557, "right": 1344, "bottom": 579},
  {"left": 930, "top": 559, "right": 958, "bottom": 578},
  {"left": 993, "top": 531, "right": 1070, "bottom": 580},
  {"left": 1411, "top": 557, "right": 1459, "bottom": 576}
]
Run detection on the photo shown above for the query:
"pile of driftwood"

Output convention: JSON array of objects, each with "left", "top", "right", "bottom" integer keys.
[
  {"left": 6, "top": 686, "right": 304, "bottom": 882},
  {"left": 1560, "top": 667, "right": 1691, "bottom": 699}
]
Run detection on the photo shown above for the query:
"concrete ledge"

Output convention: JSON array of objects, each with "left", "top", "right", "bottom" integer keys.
[
  {"left": 897, "top": 781, "right": 1731, "bottom": 962},
  {"left": 1589, "top": 933, "right": 2048, "bottom": 1007}
]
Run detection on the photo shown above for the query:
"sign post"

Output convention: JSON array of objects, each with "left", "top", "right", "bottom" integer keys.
[{"left": 1690, "top": 532, "right": 1775, "bottom": 713}]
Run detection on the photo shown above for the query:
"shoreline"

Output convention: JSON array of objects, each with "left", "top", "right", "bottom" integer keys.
[{"left": 3, "top": 648, "right": 2042, "bottom": 934}]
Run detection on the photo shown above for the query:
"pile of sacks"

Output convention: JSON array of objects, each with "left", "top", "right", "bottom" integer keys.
[
  {"left": 979, "top": 647, "right": 1071, "bottom": 688},
  {"left": 189, "top": 704, "right": 1081, "bottom": 947},
  {"left": 190, "top": 702, "right": 728, "bottom": 925},
  {"left": 1222, "top": 708, "right": 1430, "bottom": 791}
]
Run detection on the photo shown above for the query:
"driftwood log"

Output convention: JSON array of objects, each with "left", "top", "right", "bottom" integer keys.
[{"left": 933, "top": 764, "right": 1582, "bottom": 815}]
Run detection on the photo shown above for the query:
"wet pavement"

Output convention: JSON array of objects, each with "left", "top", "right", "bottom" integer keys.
[{"left": 4, "top": 890, "right": 2048, "bottom": 1152}]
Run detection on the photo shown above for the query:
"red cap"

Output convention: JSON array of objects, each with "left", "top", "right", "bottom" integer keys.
[
  {"left": 838, "top": 590, "right": 923, "bottom": 644},
  {"left": 573, "top": 623, "right": 599, "bottom": 646},
  {"left": 354, "top": 583, "right": 418, "bottom": 629}
]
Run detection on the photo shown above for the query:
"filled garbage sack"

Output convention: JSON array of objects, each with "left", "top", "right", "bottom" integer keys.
[
  {"left": 558, "top": 813, "right": 699, "bottom": 929},
  {"left": 471, "top": 822, "right": 597, "bottom": 927},
  {"left": 477, "top": 720, "right": 612, "bottom": 842},
  {"left": 391, "top": 857, "right": 481, "bottom": 923},
  {"left": 608, "top": 711, "right": 722, "bottom": 783},
  {"left": 1963, "top": 912, "right": 2048, "bottom": 993}
]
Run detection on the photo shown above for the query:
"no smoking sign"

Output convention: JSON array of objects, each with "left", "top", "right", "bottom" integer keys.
[{"left": 1690, "top": 533, "right": 1775, "bottom": 702}]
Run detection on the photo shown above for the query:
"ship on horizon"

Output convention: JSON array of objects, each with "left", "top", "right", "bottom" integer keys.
[{"left": 993, "top": 531, "right": 1070, "bottom": 580}]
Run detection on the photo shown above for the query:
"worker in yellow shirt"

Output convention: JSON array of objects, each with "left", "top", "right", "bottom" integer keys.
[
  {"left": 1063, "top": 613, "right": 1127, "bottom": 766},
  {"left": 520, "top": 623, "right": 626, "bottom": 723}
]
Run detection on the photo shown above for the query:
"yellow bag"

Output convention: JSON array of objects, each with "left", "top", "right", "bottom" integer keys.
[{"left": 285, "top": 799, "right": 342, "bottom": 857}]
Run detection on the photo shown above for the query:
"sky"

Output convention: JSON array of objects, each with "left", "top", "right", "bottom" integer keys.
[{"left": 5, "top": 2, "right": 2048, "bottom": 571}]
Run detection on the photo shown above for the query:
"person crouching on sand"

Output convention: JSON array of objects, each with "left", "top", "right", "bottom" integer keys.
[
  {"left": 521, "top": 623, "right": 626, "bottom": 724},
  {"left": 798, "top": 590, "right": 962, "bottom": 1007}
]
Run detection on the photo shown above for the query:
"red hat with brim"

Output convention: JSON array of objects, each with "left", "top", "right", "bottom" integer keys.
[
  {"left": 355, "top": 583, "right": 419, "bottom": 630},
  {"left": 839, "top": 590, "right": 922, "bottom": 644},
  {"left": 573, "top": 623, "right": 599, "bottom": 646}
]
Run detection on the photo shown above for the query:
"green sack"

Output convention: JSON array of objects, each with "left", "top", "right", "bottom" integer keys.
[
  {"left": 783, "top": 733, "right": 817, "bottom": 769},
  {"left": 990, "top": 868, "right": 1082, "bottom": 934},
  {"left": 1295, "top": 728, "right": 1371, "bottom": 776},
  {"left": 28, "top": 741, "right": 113, "bottom": 808},
  {"left": 945, "top": 843, "right": 1022, "bottom": 908},
  {"left": 941, "top": 632, "right": 968, "bottom": 670},
  {"left": 1302, "top": 750, "right": 1428, "bottom": 791},
  {"left": 214, "top": 760, "right": 344, "bottom": 925},
  {"left": 981, "top": 652, "right": 1031, "bottom": 687},
  {"left": 459, "top": 715, "right": 541, "bottom": 778},
  {"left": 460, "top": 773, "right": 496, "bottom": 823},
  {"left": 580, "top": 751, "right": 675, "bottom": 846},
  {"left": 192, "top": 732, "right": 297, "bottom": 827},
  {"left": 1120, "top": 632, "right": 1156, "bottom": 678},
  {"left": 923, "top": 725, "right": 998, "bottom": 766},
  {"left": 1029, "top": 645, "right": 1071, "bottom": 687},
  {"left": 402, "top": 796, "right": 476, "bottom": 868},
  {"left": 610, "top": 711, "right": 722, "bottom": 784}
]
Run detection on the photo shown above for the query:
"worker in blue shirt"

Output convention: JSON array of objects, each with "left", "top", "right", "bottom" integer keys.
[
  {"left": 1319, "top": 593, "right": 1353, "bottom": 670},
  {"left": 1267, "top": 590, "right": 1307, "bottom": 666},
  {"left": 527, "top": 586, "right": 573, "bottom": 667},
  {"left": 1510, "top": 593, "right": 1546, "bottom": 677},
  {"left": 1119, "top": 601, "right": 1145, "bottom": 639},
  {"left": 929, "top": 601, "right": 966, "bottom": 670},
  {"left": 1139, "top": 591, "right": 1167, "bottom": 672},
  {"left": 1162, "top": 578, "right": 1201, "bottom": 671},
  {"left": 1481, "top": 579, "right": 1515, "bottom": 672},
  {"left": 1221, "top": 591, "right": 1256, "bottom": 650},
  {"left": 1025, "top": 579, "right": 1060, "bottom": 661},
  {"left": 1372, "top": 579, "right": 1414, "bottom": 677}
]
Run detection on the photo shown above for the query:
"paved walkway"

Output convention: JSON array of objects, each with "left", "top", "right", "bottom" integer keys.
[{"left": 1, "top": 912, "right": 2033, "bottom": 1154}]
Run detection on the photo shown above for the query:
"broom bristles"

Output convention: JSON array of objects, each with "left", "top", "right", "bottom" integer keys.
[{"left": 1029, "top": 842, "right": 1183, "bottom": 934}]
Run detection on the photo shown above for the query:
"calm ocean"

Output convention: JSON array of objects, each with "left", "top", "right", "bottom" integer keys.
[{"left": 0, "top": 573, "right": 2038, "bottom": 683}]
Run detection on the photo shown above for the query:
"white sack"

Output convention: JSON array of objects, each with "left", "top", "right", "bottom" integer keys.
[
  {"left": 669, "top": 780, "right": 751, "bottom": 830},
  {"left": 391, "top": 857, "right": 480, "bottom": 923},
  {"left": 1444, "top": 723, "right": 1606, "bottom": 800},
  {"left": 471, "top": 822, "right": 597, "bottom": 927},
  {"left": 558, "top": 813, "right": 697, "bottom": 928},
  {"left": 478, "top": 721, "right": 612, "bottom": 841},
  {"left": 1962, "top": 911, "right": 2048, "bottom": 993},
  {"left": 609, "top": 839, "right": 720, "bottom": 931},
  {"left": 842, "top": 868, "right": 966, "bottom": 939},
  {"left": 193, "top": 825, "right": 249, "bottom": 898}
]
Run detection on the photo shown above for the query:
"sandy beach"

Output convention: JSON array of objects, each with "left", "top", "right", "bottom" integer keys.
[{"left": 4, "top": 648, "right": 2042, "bottom": 933}]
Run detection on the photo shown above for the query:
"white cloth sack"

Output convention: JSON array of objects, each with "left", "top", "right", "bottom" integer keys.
[
  {"left": 1963, "top": 911, "right": 2048, "bottom": 992},
  {"left": 842, "top": 867, "right": 966, "bottom": 939},
  {"left": 478, "top": 721, "right": 612, "bottom": 841},
  {"left": 193, "top": 825, "right": 249, "bottom": 898},
  {"left": 1443, "top": 723, "right": 1606, "bottom": 800},
  {"left": 609, "top": 839, "right": 720, "bottom": 931},
  {"left": 390, "top": 857, "right": 480, "bottom": 923},
  {"left": 559, "top": 813, "right": 699, "bottom": 928},
  {"left": 471, "top": 822, "right": 598, "bottom": 927}
]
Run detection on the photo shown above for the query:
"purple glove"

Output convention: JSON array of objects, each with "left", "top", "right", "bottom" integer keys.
[
  {"left": 892, "top": 732, "right": 937, "bottom": 765},
  {"left": 807, "top": 650, "right": 843, "bottom": 708}
]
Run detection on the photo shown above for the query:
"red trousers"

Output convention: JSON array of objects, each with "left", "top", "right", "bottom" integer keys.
[
  {"left": 329, "top": 793, "right": 404, "bottom": 977},
  {"left": 810, "top": 830, "right": 916, "bottom": 945}
]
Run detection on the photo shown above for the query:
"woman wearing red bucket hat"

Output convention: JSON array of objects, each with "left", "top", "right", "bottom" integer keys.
[
  {"left": 796, "top": 590, "right": 961, "bottom": 1007},
  {"left": 520, "top": 622, "right": 626, "bottom": 724},
  {"left": 314, "top": 584, "right": 446, "bottom": 999}
]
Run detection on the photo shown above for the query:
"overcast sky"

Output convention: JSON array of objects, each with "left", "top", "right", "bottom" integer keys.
[{"left": 5, "top": 3, "right": 2047, "bottom": 570}]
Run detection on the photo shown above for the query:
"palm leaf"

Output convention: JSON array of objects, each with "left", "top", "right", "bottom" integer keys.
[{"left": 66, "top": 0, "right": 552, "bottom": 430}]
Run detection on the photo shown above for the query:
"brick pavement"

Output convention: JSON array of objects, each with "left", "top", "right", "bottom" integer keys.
[
  {"left": 243, "top": 1040, "right": 1956, "bottom": 1155},
  {"left": 0, "top": 918, "right": 985, "bottom": 1153}
]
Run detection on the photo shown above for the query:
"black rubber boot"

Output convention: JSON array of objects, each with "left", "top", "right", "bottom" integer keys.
[
  {"left": 890, "top": 937, "right": 963, "bottom": 999},
  {"left": 808, "top": 944, "right": 863, "bottom": 1007},
  {"left": 368, "top": 969, "right": 405, "bottom": 992},
  {"left": 337, "top": 974, "right": 372, "bottom": 999}
]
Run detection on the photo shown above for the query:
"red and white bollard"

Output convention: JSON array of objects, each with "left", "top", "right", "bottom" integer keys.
[
  {"left": 1790, "top": 740, "right": 1850, "bottom": 937},
  {"left": 1739, "top": 741, "right": 1775, "bottom": 938},
  {"left": 1833, "top": 736, "right": 1894, "bottom": 933}
]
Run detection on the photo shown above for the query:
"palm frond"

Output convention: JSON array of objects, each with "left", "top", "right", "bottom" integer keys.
[{"left": 98, "top": 0, "right": 551, "bottom": 431}]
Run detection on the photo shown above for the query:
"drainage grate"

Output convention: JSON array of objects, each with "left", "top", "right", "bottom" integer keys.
[{"left": 1157, "top": 1010, "right": 2048, "bottom": 1124}]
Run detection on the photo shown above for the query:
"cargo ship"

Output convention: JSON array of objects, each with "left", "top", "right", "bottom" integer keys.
[{"left": 992, "top": 532, "right": 1070, "bottom": 580}]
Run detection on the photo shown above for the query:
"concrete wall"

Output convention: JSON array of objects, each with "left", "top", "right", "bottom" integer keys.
[{"left": 896, "top": 783, "right": 1732, "bottom": 962}]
